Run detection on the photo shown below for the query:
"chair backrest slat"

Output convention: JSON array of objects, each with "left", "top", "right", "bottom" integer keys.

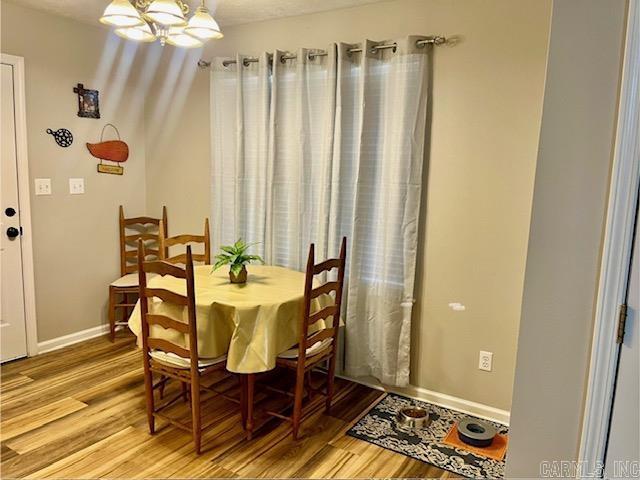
[
  {"left": 124, "top": 216, "right": 161, "bottom": 226},
  {"left": 124, "top": 233, "right": 158, "bottom": 243},
  {"left": 144, "top": 288, "right": 188, "bottom": 306},
  {"left": 165, "top": 234, "right": 206, "bottom": 246},
  {"left": 147, "top": 314, "right": 190, "bottom": 334},
  {"left": 296, "top": 237, "right": 347, "bottom": 366},
  {"left": 306, "top": 327, "right": 336, "bottom": 345},
  {"left": 138, "top": 240, "right": 201, "bottom": 373},
  {"left": 159, "top": 218, "right": 211, "bottom": 266},
  {"left": 308, "top": 305, "right": 337, "bottom": 325},
  {"left": 119, "top": 205, "right": 167, "bottom": 276},
  {"left": 147, "top": 337, "right": 190, "bottom": 358},
  {"left": 310, "top": 282, "right": 339, "bottom": 299},
  {"left": 143, "top": 260, "right": 188, "bottom": 279},
  {"left": 312, "top": 259, "right": 341, "bottom": 275}
]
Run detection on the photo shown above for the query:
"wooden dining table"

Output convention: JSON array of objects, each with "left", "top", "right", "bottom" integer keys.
[{"left": 128, "top": 264, "right": 334, "bottom": 432}]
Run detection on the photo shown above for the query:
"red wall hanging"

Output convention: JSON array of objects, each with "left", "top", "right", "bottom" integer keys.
[{"left": 86, "top": 123, "right": 129, "bottom": 175}]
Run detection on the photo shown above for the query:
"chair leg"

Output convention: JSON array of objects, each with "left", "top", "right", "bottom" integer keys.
[
  {"left": 108, "top": 286, "right": 117, "bottom": 343},
  {"left": 143, "top": 368, "right": 155, "bottom": 434},
  {"left": 159, "top": 375, "right": 166, "bottom": 399},
  {"left": 246, "top": 374, "right": 255, "bottom": 440},
  {"left": 181, "top": 382, "right": 189, "bottom": 402},
  {"left": 126, "top": 293, "right": 132, "bottom": 319},
  {"left": 306, "top": 371, "right": 314, "bottom": 400},
  {"left": 325, "top": 354, "right": 337, "bottom": 413},
  {"left": 191, "top": 377, "right": 201, "bottom": 454},
  {"left": 292, "top": 368, "right": 305, "bottom": 440},
  {"left": 239, "top": 375, "right": 247, "bottom": 430}
]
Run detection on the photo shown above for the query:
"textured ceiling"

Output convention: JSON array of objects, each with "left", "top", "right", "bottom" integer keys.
[{"left": 9, "top": 0, "right": 386, "bottom": 27}]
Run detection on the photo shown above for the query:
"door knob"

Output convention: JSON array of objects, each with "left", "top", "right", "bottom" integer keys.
[{"left": 6, "top": 227, "right": 20, "bottom": 239}]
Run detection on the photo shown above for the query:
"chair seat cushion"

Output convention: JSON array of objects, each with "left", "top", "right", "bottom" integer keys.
[
  {"left": 110, "top": 272, "right": 157, "bottom": 288},
  {"left": 150, "top": 350, "right": 227, "bottom": 369},
  {"left": 277, "top": 338, "right": 333, "bottom": 359}
]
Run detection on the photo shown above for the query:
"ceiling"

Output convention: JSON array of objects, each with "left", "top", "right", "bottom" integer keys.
[{"left": 10, "top": 0, "right": 386, "bottom": 27}]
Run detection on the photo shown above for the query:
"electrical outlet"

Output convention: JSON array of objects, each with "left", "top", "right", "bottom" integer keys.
[
  {"left": 479, "top": 351, "right": 493, "bottom": 372},
  {"left": 69, "top": 178, "right": 85, "bottom": 195},
  {"left": 34, "top": 178, "right": 51, "bottom": 196}
]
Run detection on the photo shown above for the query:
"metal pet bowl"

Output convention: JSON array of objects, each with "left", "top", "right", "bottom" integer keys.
[{"left": 396, "top": 406, "right": 431, "bottom": 429}]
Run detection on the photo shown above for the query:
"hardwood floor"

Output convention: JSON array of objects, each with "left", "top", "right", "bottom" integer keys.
[{"left": 1, "top": 334, "right": 454, "bottom": 478}]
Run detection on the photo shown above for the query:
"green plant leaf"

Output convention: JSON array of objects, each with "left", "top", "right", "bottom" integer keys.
[
  {"left": 212, "top": 258, "right": 229, "bottom": 271},
  {"left": 213, "top": 240, "right": 263, "bottom": 274},
  {"left": 246, "top": 255, "right": 265, "bottom": 264}
]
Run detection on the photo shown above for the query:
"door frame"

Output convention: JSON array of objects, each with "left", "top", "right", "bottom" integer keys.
[
  {"left": 579, "top": 0, "right": 640, "bottom": 472},
  {"left": 1, "top": 53, "right": 38, "bottom": 357}
]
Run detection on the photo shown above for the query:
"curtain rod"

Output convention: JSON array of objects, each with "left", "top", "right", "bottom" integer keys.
[{"left": 197, "top": 36, "right": 446, "bottom": 69}]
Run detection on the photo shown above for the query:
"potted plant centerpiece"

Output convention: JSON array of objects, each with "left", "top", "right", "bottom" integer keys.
[{"left": 213, "top": 239, "right": 264, "bottom": 284}]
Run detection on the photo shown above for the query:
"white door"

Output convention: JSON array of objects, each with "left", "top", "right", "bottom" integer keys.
[
  {"left": 605, "top": 196, "right": 640, "bottom": 476},
  {"left": 1, "top": 62, "right": 28, "bottom": 362}
]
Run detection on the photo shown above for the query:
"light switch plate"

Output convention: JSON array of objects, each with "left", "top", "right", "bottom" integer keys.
[
  {"left": 69, "top": 178, "right": 85, "bottom": 195},
  {"left": 35, "top": 178, "right": 51, "bottom": 195}
]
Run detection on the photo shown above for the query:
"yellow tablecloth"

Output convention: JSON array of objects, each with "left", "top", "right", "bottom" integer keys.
[{"left": 128, "top": 265, "right": 332, "bottom": 373}]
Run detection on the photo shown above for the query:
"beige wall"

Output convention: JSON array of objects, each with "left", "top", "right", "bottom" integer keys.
[
  {"left": 1, "top": 2, "right": 148, "bottom": 341},
  {"left": 506, "top": 0, "right": 627, "bottom": 475},
  {"left": 145, "top": 0, "right": 551, "bottom": 410}
]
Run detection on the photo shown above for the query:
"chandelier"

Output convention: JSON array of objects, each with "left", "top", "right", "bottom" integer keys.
[{"left": 100, "top": 0, "right": 222, "bottom": 48}]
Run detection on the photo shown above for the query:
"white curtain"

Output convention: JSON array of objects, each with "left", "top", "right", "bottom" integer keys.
[{"left": 211, "top": 37, "right": 430, "bottom": 386}]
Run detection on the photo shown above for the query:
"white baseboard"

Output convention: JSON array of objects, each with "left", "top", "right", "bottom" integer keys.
[
  {"left": 37, "top": 324, "right": 111, "bottom": 354},
  {"left": 338, "top": 373, "right": 510, "bottom": 425},
  {"left": 35, "top": 327, "right": 510, "bottom": 425}
]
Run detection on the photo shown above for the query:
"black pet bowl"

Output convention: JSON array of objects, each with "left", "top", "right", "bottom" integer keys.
[{"left": 457, "top": 417, "right": 497, "bottom": 448}]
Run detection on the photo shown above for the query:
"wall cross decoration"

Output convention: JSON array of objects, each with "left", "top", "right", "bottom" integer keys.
[{"left": 73, "top": 83, "right": 100, "bottom": 119}]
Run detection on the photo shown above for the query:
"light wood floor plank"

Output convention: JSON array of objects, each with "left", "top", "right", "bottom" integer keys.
[
  {"left": 0, "top": 334, "right": 449, "bottom": 479},
  {"left": 1, "top": 397, "right": 87, "bottom": 442},
  {"left": 0, "top": 374, "right": 33, "bottom": 393},
  {"left": 5, "top": 388, "right": 142, "bottom": 454}
]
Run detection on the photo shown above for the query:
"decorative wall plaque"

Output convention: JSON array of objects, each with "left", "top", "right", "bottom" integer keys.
[
  {"left": 86, "top": 123, "right": 128, "bottom": 175},
  {"left": 73, "top": 83, "right": 100, "bottom": 119}
]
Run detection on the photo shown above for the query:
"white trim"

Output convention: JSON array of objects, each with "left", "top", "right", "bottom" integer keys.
[
  {"left": 37, "top": 324, "right": 111, "bottom": 354},
  {"left": 579, "top": 0, "right": 640, "bottom": 471},
  {"left": 337, "top": 374, "right": 510, "bottom": 425},
  {"left": 1, "top": 53, "right": 38, "bottom": 357}
]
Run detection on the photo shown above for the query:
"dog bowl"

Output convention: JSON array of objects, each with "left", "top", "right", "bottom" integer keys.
[
  {"left": 457, "top": 417, "right": 497, "bottom": 447},
  {"left": 396, "top": 406, "right": 431, "bottom": 429}
]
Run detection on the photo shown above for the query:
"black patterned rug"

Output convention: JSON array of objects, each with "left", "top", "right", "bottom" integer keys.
[{"left": 346, "top": 393, "right": 509, "bottom": 479}]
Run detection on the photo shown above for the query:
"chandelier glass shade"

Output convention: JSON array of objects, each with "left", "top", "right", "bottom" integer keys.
[
  {"left": 144, "top": 0, "right": 186, "bottom": 26},
  {"left": 99, "top": 0, "right": 144, "bottom": 27},
  {"left": 115, "top": 22, "right": 155, "bottom": 42},
  {"left": 166, "top": 26, "right": 204, "bottom": 48},
  {"left": 100, "top": 0, "right": 223, "bottom": 48},
  {"left": 184, "top": 5, "right": 222, "bottom": 40}
]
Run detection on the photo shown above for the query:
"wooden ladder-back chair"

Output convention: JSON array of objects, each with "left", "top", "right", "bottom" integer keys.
[
  {"left": 159, "top": 218, "right": 211, "bottom": 265},
  {"left": 137, "top": 242, "right": 232, "bottom": 454},
  {"left": 108, "top": 205, "right": 167, "bottom": 342},
  {"left": 244, "top": 237, "right": 347, "bottom": 440}
]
